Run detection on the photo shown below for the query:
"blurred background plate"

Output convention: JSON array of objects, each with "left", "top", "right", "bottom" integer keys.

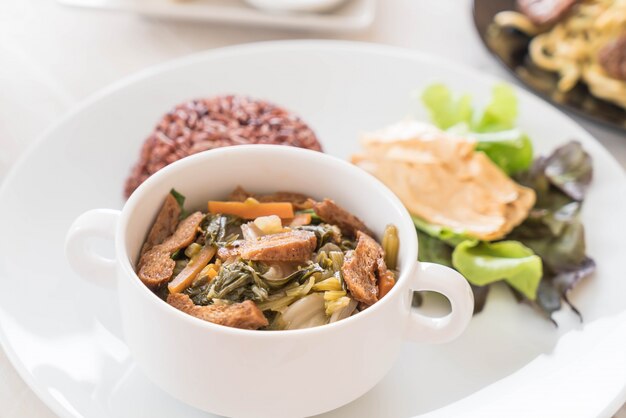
[
  {"left": 243, "top": 0, "right": 350, "bottom": 14},
  {"left": 56, "top": 0, "right": 375, "bottom": 32},
  {"left": 472, "top": 0, "right": 626, "bottom": 133}
]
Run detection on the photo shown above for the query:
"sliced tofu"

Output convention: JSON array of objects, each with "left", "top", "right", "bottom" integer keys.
[
  {"left": 239, "top": 230, "right": 316, "bottom": 261},
  {"left": 141, "top": 193, "right": 181, "bottom": 256},
  {"left": 138, "top": 212, "right": 204, "bottom": 288},
  {"left": 311, "top": 199, "right": 373, "bottom": 237},
  {"left": 167, "top": 293, "right": 268, "bottom": 330},
  {"left": 341, "top": 232, "right": 390, "bottom": 306}
]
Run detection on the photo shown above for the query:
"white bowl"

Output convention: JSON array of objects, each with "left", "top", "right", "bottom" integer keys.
[{"left": 65, "top": 145, "right": 473, "bottom": 418}]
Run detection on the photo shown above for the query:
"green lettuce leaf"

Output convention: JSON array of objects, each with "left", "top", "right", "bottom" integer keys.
[
  {"left": 416, "top": 229, "right": 454, "bottom": 268},
  {"left": 422, "top": 83, "right": 518, "bottom": 133},
  {"left": 421, "top": 84, "right": 473, "bottom": 130},
  {"left": 419, "top": 87, "right": 594, "bottom": 319},
  {"left": 416, "top": 230, "right": 490, "bottom": 314},
  {"left": 473, "top": 84, "right": 518, "bottom": 133},
  {"left": 521, "top": 222, "right": 587, "bottom": 273},
  {"left": 452, "top": 240, "right": 543, "bottom": 300},
  {"left": 472, "top": 129, "right": 533, "bottom": 175},
  {"left": 422, "top": 83, "right": 532, "bottom": 174},
  {"left": 412, "top": 215, "right": 470, "bottom": 246}
]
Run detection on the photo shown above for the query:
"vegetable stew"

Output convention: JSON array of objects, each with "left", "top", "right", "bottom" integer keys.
[{"left": 137, "top": 187, "right": 399, "bottom": 330}]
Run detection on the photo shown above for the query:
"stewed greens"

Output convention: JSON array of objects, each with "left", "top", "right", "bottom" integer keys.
[{"left": 137, "top": 189, "right": 399, "bottom": 330}]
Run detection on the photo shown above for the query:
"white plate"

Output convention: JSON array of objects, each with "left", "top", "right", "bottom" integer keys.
[
  {"left": 1, "top": 41, "right": 626, "bottom": 418},
  {"left": 56, "top": 0, "right": 375, "bottom": 32}
]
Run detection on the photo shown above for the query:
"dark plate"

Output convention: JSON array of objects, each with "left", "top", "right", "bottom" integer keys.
[{"left": 472, "top": 0, "right": 626, "bottom": 132}]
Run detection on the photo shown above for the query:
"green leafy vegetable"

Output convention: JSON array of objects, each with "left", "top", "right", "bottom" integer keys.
[
  {"left": 184, "top": 281, "right": 211, "bottom": 305},
  {"left": 170, "top": 189, "right": 188, "bottom": 220},
  {"left": 210, "top": 262, "right": 269, "bottom": 302},
  {"left": 472, "top": 130, "right": 534, "bottom": 175},
  {"left": 551, "top": 257, "right": 596, "bottom": 317},
  {"left": 315, "top": 249, "right": 344, "bottom": 273},
  {"left": 295, "top": 209, "right": 322, "bottom": 224},
  {"left": 185, "top": 261, "right": 269, "bottom": 305},
  {"left": 516, "top": 142, "right": 592, "bottom": 203},
  {"left": 203, "top": 214, "right": 242, "bottom": 247},
  {"left": 543, "top": 141, "right": 592, "bottom": 201},
  {"left": 509, "top": 141, "right": 595, "bottom": 319},
  {"left": 421, "top": 83, "right": 532, "bottom": 174},
  {"left": 452, "top": 240, "right": 543, "bottom": 300},
  {"left": 422, "top": 83, "right": 518, "bottom": 133},
  {"left": 522, "top": 222, "right": 587, "bottom": 273},
  {"left": 422, "top": 83, "right": 473, "bottom": 130},
  {"left": 512, "top": 141, "right": 594, "bottom": 271},
  {"left": 534, "top": 280, "right": 562, "bottom": 321},
  {"left": 416, "top": 230, "right": 492, "bottom": 314},
  {"left": 470, "top": 285, "right": 490, "bottom": 314},
  {"left": 339, "top": 239, "right": 356, "bottom": 252},
  {"left": 296, "top": 224, "right": 341, "bottom": 250},
  {"left": 257, "top": 262, "right": 323, "bottom": 289},
  {"left": 256, "top": 277, "right": 317, "bottom": 312},
  {"left": 170, "top": 188, "right": 185, "bottom": 209},
  {"left": 416, "top": 229, "right": 454, "bottom": 268},
  {"left": 418, "top": 83, "right": 595, "bottom": 321},
  {"left": 412, "top": 215, "right": 469, "bottom": 246},
  {"left": 473, "top": 84, "right": 518, "bottom": 133},
  {"left": 170, "top": 248, "right": 185, "bottom": 260},
  {"left": 328, "top": 251, "right": 345, "bottom": 272}
]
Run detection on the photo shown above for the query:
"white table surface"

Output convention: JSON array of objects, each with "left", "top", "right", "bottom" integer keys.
[{"left": 1, "top": 0, "right": 625, "bottom": 416}]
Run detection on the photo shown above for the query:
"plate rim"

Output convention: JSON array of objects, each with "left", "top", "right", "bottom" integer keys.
[{"left": 1, "top": 39, "right": 625, "bottom": 418}]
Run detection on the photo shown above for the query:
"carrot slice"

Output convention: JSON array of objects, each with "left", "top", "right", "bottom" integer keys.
[
  {"left": 287, "top": 213, "right": 312, "bottom": 227},
  {"left": 208, "top": 198, "right": 294, "bottom": 219},
  {"left": 168, "top": 245, "right": 216, "bottom": 293},
  {"left": 378, "top": 272, "right": 396, "bottom": 299}
]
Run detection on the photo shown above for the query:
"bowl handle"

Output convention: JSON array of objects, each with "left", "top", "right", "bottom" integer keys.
[
  {"left": 65, "top": 209, "right": 120, "bottom": 289},
  {"left": 405, "top": 261, "right": 474, "bottom": 344}
]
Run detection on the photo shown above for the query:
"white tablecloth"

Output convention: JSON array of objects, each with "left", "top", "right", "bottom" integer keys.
[{"left": 1, "top": 0, "right": 625, "bottom": 416}]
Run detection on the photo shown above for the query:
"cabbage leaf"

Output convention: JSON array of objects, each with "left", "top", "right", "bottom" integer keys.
[{"left": 452, "top": 240, "right": 543, "bottom": 300}]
